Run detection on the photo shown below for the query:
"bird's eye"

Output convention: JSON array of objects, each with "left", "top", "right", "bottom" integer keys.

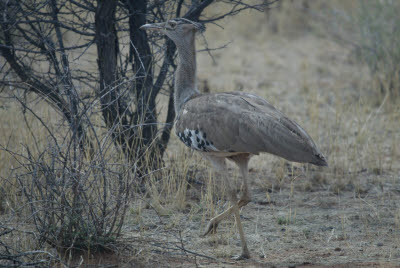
[{"left": 168, "top": 21, "right": 177, "bottom": 28}]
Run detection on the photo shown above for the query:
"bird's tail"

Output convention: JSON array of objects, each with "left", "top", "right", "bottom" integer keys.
[{"left": 311, "top": 153, "right": 328, "bottom": 167}]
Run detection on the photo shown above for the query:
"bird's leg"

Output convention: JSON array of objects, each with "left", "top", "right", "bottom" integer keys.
[
  {"left": 201, "top": 154, "right": 251, "bottom": 259},
  {"left": 203, "top": 176, "right": 251, "bottom": 236},
  {"left": 230, "top": 156, "right": 251, "bottom": 260},
  {"left": 203, "top": 197, "right": 251, "bottom": 236},
  {"left": 229, "top": 189, "right": 251, "bottom": 260},
  {"left": 202, "top": 156, "right": 231, "bottom": 236},
  {"left": 203, "top": 206, "right": 233, "bottom": 235},
  {"left": 203, "top": 180, "right": 250, "bottom": 259},
  {"left": 237, "top": 160, "right": 251, "bottom": 208},
  {"left": 203, "top": 168, "right": 236, "bottom": 236},
  {"left": 203, "top": 154, "right": 252, "bottom": 237}
]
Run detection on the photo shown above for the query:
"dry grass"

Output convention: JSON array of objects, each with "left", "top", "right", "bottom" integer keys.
[{"left": 1, "top": 1, "right": 400, "bottom": 267}]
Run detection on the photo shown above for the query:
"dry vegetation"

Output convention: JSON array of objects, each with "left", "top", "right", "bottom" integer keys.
[{"left": 1, "top": 0, "right": 400, "bottom": 267}]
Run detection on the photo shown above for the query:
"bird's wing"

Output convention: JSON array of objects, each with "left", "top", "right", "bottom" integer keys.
[{"left": 175, "top": 92, "right": 325, "bottom": 164}]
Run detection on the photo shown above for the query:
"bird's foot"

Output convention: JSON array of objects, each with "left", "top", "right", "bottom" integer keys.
[
  {"left": 231, "top": 252, "right": 251, "bottom": 260},
  {"left": 202, "top": 220, "right": 219, "bottom": 236}
]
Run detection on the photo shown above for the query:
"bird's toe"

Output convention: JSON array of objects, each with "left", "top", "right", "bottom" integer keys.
[{"left": 202, "top": 220, "right": 219, "bottom": 236}]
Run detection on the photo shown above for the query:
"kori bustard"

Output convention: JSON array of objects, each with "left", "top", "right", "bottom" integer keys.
[{"left": 141, "top": 18, "right": 327, "bottom": 260}]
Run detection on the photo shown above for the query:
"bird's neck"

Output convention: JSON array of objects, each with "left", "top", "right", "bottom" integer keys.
[{"left": 174, "top": 35, "right": 199, "bottom": 114}]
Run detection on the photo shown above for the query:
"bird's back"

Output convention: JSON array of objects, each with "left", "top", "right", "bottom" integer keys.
[{"left": 175, "top": 92, "right": 327, "bottom": 166}]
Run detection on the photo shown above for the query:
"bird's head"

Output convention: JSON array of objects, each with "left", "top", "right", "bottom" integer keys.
[{"left": 140, "top": 18, "right": 205, "bottom": 44}]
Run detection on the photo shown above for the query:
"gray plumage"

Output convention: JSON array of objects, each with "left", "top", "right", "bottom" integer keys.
[
  {"left": 176, "top": 91, "right": 326, "bottom": 166},
  {"left": 141, "top": 18, "right": 327, "bottom": 260}
]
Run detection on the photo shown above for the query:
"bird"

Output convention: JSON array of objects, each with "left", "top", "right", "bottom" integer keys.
[{"left": 140, "top": 18, "right": 327, "bottom": 260}]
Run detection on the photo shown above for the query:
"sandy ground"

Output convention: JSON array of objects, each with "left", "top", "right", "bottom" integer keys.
[{"left": 127, "top": 167, "right": 400, "bottom": 267}]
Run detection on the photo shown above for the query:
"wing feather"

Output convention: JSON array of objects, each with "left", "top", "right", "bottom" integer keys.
[{"left": 175, "top": 92, "right": 324, "bottom": 164}]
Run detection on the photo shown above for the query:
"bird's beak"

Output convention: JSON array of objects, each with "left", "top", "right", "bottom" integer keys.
[{"left": 140, "top": 22, "right": 165, "bottom": 31}]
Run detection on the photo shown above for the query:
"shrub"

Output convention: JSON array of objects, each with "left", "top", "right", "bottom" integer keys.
[{"left": 355, "top": 0, "right": 400, "bottom": 97}]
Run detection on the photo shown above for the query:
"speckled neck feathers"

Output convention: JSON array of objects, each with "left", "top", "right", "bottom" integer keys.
[{"left": 174, "top": 31, "right": 199, "bottom": 114}]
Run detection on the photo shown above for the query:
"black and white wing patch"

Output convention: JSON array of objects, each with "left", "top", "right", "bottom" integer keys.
[{"left": 177, "top": 128, "right": 218, "bottom": 152}]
